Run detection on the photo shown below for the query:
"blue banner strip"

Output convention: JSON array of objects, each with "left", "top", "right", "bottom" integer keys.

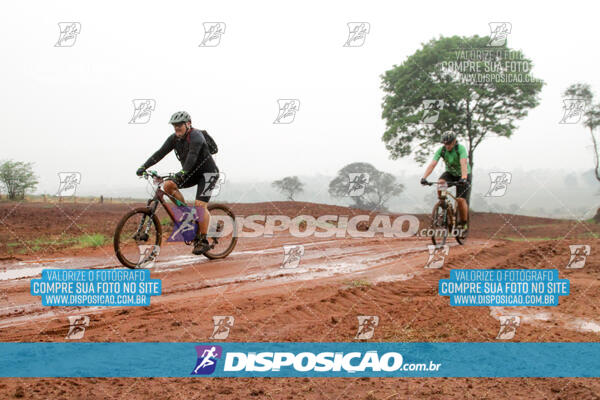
[{"left": 1, "top": 343, "right": 599, "bottom": 377}]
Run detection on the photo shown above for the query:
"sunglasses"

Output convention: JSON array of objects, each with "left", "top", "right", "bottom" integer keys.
[{"left": 172, "top": 122, "right": 186, "bottom": 128}]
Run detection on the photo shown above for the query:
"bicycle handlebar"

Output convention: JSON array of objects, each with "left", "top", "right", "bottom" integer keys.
[
  {"left": 140, "top": 170, "right": 174, "bottom": 182},
  {"left": 422, "top": 180, "right": 459, "bottom": 187}
]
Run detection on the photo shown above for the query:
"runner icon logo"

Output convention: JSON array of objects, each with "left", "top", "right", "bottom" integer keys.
[
  {"left": 65, "top": 315, "right": 89, "bottom": 340},
  {"left": 346, "top": 173, "right": 370, "bottom": 196},
  {"left": 343, "top": 22, "right": 370, "bottom": 47},
  {"left": 199, "top": 22, "right": 226, "bottom": 47},
  {"left": 57, "top": 172, "right": 81, "bottom": 197},
  {"left": 484, "top": 172, "right": 512, "bottom": 197},
  {"left": 129, "top": 99, "right": 156, "bottom": 124},
  {"left": 355, "top": 316, "right": 379, "bottom": 340},
  {"left": 55, "top": 22, "right": 81, "bottom": 47},
  {"left": 209, "top": 316, "right": 235, "bottom": 340},
  {"left": 425, "top": 245, "right": 449, "bottom": 269},
  {"left": 566, "top": 245, "right": 590, "bottom": 269},
  {"left": 282, "top": 245, "right": 304, "bottom": 269},
  {"left": 496, "top": 316, "right": 520, "bottom": 340},
  {"left": 192, "top": 345, "right": 222, "bottom": 375},
  {"left": 559, "top": 99, "right": 587, "bottom": 124},
  {"left": 273, "top": 99, "right": 300, "bottom": 124},
  {"left": 169, "top": 206, "right": 203, "bottom": 242},
  {"left": 202, "top": 173, "right": 226, "bottom": 197},
  {"left": 137, "top": 245, "right": 160, "bottom": 268},
  {"left": 421, "top": 100, "right": 444, "bottom": 124},
  {"left": 488, "top": 22, "right": 511, "bottom": 47}
]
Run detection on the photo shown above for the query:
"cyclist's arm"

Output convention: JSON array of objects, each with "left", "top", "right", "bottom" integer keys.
[
  {"left": 423, "top": 147, "right": 443, "bottom": 179},
  {"left": 141, "top": 135, "right": 175, "bottom": 169},
  {"left": 458, "top": 145, "right": 469, "bottom": 179},
  {"left": 460, "top": 158, "right": 468, "bottom": 179},
  {"left": 422, "top": 159, "right": 438, "bottom": 179},
  {"left": 181, "top": 131, "right": 205, "bottom": 173}
]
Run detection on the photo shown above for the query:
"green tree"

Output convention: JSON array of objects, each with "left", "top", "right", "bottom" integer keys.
[
  {"left": 329, "top": 162, "right": 404, "bottom": 212},
  {"left": 272, "top": 176, "right": 304, "bottom": 201},
  {"left": 381, "top": 35, "right": 544, "bottom": 170},
  {"left": 562, "top": 83, "right": 600, "bottom": 180},
  {"left": 563, "top": 83, "right": 600, "bottom": 222},
  {"left": 0, "top": 160, "right": 38, "bottom": 200}
]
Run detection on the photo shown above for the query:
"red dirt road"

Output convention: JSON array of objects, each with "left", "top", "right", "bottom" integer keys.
[{"left": 1, "top": 201, "right": 599, "bottom": 399}]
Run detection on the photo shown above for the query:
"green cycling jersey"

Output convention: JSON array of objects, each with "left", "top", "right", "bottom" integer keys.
[{"left": 433, "top": 143, "right": 472, "bottom": 176}]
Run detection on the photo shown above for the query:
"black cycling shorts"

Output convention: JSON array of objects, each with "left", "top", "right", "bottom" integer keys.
[
  {"left": 439, "top": 172, "right": 472, "bottom": 204},
  {"left": 178, "top": 170, "right": 220, "bottom": 203}
]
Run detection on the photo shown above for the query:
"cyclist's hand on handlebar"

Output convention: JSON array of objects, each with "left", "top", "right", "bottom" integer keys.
[
  {"left": 136, "top": 166, "right": 146, "bottom": 177},
  {"left": 458, "top": 178, "right": 467, "bottom": 185},
  {"left": 173, "top": 170, "right": 186, "bottom": 186},
  {"left": 420, "top": 178, "right": 428, "bottom": 186}
]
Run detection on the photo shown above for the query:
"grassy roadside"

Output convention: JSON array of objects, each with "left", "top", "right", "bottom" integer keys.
[
  {"left": 3, "top": 233, "right": 107, "bottom": 255},
  {"left": 500, "top": 231, "right": 600, "bottom": 242}
]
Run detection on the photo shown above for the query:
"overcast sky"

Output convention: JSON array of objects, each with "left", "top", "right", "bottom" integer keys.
[{"left": 1, "top": 0, "right": 599, "bottom": 197}]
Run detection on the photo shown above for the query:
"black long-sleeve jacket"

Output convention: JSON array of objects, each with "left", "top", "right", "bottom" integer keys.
[{"left": 142, "top": 128, "right": 218, "bottom": 175}]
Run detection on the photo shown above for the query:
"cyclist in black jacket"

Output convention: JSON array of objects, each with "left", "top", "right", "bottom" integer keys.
[{"left": 136, "top": 111, "right": 219, "bottom": 255}]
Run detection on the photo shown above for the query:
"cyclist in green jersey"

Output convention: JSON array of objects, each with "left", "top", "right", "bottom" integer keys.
[{"left": 420, "top": 131, "right": 472, "bottom": 229}]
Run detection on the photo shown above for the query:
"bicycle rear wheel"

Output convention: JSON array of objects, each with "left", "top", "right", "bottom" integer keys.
[
  {"left": 114, "top": 207, "right": 162, "bottom": 268},
  {"left": 203, "top": 203, "right": 238, "bottom": 259},
  {"left": 431, "top": 202, "right": 449, "bottom": 246}
]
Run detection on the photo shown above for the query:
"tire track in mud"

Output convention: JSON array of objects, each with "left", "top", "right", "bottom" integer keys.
[{"left": 0, "top": 237, "right": 481, "bottom": 335}]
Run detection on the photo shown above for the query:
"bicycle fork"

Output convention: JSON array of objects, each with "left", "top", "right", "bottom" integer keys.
[{"left": 134, "top": 201, "right": 158, "bottom": 242}]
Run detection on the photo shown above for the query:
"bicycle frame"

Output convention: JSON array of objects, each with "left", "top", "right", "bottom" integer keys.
[
  {"left": 134, "top": 173, "right": 189, "bottom": 240},
  {"left": 424, "top": 181, "right": 460, "bottom": 226},
  {"left": 437, "top": 183, "right": 458, "bottom": 207}
]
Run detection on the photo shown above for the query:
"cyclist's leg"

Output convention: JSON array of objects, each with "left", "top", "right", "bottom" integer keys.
[
  {"left": 195, "top": 200, "right": 211, "bottom": 234},
  {"left": 437, "top": 172, "right": 453, "bottom": 198},
  {"left": 194, "top": 174, "right": 213, "bottom": 236},
  {"left": 456, "top": 174, "right": 472, "bottom": 223},
  {"left": 191, "top": 176, "right": 214, "bottom": 254},
  {"left": 163, "top": 180, "right": 186, "bottom": 204}
]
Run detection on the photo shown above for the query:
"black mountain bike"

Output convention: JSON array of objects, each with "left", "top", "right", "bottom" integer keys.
[
  {"left": 422, "top": 180, "right": 469, "bottom": 246},
  {"left": 114, "top": 170, "right": 237, "bottom": 268}
]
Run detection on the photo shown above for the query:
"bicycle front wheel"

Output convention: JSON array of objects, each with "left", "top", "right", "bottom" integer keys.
[
  {"left": 431, "top": 202, "right": 449, "bottom": 246},
  {"left": 114, "top": 207, "right": 162, "bottom": 268}
]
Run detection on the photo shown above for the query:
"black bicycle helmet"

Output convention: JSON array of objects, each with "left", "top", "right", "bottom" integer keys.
[{"left": 441, "top": 131, "right": 456, "bottom": 144}]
